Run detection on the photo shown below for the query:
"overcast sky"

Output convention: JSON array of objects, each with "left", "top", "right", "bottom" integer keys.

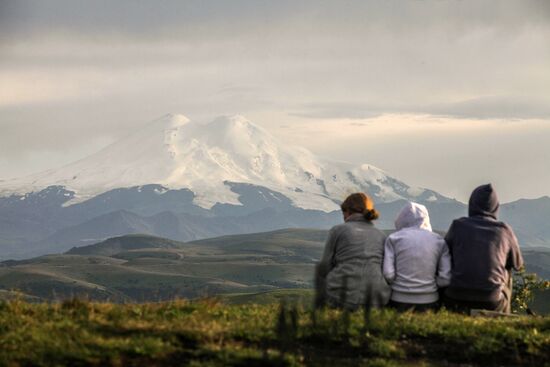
[{"left": 1, "top": 0, "right": 549, "bottom": 202}]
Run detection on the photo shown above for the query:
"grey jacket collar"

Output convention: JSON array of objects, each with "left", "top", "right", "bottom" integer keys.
[{"left": 345, "top": 213, "right": 371, "bottom": 223}]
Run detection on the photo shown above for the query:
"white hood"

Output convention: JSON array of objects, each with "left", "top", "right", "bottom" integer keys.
[{"left": 394, "top": 201, "right": 432, "bottom": 232}]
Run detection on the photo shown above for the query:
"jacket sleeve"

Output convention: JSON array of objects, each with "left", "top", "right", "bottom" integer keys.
[
  {"left": 317, "top": 227, "right": 339, "bottom": 278},
  {"left": 505, "top": 226, "right": 524, "bottom": 271},
  {"left": 444, "top": 221, "right": 455, "bottom": 250},
  {"left": 382, "top": 236, "right": 396, "bottom": 284},
  {"left": 444, "top": 221, "right": 455, "bottom": 266},
  {"left": 436, "top": 240, "right": 452, "bottom": 287}
]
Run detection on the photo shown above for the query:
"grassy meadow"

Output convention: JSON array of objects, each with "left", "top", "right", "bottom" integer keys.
[{"left": 0, "top": 295, "right": 549, "bottom": 367}]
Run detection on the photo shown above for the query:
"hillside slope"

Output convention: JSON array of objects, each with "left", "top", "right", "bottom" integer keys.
[{"left": 0, "top": 230, "right": 327, "bottom": 302}]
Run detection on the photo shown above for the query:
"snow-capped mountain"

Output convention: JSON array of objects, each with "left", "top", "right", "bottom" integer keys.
[
  {"left": 2, "top": 114, "right": 550, "bottom": 259},
  {"left": 0, "top": 114, "right": 449, "bottom": 211}
]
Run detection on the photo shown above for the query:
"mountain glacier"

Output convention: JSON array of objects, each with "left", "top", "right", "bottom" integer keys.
[{"left": 0, "top": 114, "right": 450, "bottom": 211}]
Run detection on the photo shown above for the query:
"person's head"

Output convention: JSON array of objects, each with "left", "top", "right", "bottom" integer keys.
[
  {"left": 340, "top": 193, "right": 379, "bottom": 221},
  {"left": 395, "top": 201, "right": 432, "bottom": 231},
  {"left": 468, "top": 183, "right": 499, "bottom": 219}
]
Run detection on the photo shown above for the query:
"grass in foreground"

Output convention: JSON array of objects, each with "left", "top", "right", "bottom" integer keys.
[{"left": 0, "top": 298, "right": 549, "bottom": 367}]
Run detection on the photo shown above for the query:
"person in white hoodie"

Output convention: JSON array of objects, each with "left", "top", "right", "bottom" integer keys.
[{"left": 383, "top": 202, "right": 451, "bottom": 311}]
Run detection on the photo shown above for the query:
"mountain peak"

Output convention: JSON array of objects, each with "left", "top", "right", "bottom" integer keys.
[
  {"left": 205, "top": 115, "right": 263, "bottom": 134},
  {"left": 152, "top": 113, "right": 191, "bottom": 129},
  {"left": 209, "top": 114, "right": 250, "bottom": 125},
  {"left": 0, "top": 114, "right": 441, "bottom": 211}
]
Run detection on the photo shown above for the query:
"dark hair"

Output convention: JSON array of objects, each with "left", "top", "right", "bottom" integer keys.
[{"left": 340, "top": 192, "right": 379, "bottom": 221}]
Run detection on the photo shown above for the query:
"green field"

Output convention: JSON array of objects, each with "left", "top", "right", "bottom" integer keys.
[
  {"left": 0, "top": 230, "right": 325, "bottom": 302},
  {"left": 0, "top": 296, "right": 548, "bottom": 367}
]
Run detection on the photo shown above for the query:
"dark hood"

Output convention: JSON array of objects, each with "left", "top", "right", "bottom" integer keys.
[{"left": 468, "top": 184, "right": 499, "bottom": 219}]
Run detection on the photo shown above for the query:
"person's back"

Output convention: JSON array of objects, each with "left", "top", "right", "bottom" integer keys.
[
  {"left": 383, "top": 202, "right": 451, "bottom": 311},
  {"left": 315, "top": 193, "right": 391, "bottom": 310},
  {"left": 444, "top": 184, "right": 523, "bottom": 313}
]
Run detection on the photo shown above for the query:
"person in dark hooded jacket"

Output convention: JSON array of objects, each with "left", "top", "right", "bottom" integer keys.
[{"left": 443, "top": 184, "right": 523, "bottom": 314}]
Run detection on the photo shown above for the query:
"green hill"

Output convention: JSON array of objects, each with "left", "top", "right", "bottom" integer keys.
[
  {"left": 0, "top": 298, "right": 548, "bottom": 366},
  {"left": 65, "top": 234, "right": 188, "bottom": 256},
  {"left": 0, "top": 230, "right": 326, "bottom": 302}
]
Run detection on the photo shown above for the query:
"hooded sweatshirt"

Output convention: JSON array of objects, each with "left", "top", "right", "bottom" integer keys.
[
  {"left": 383, "top": 202, "right": 451, "bottom": 304},
  {"left": 445, "top": 184, "right": 524, "bottom": 302}
]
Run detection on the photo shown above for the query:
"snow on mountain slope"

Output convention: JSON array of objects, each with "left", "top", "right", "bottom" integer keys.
[{"left": 0, "top": 114, "right": 448, "bottom": 211}]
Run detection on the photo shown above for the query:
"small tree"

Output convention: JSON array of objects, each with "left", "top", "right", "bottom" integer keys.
[{"left": 512, "top": 268, "right": 550, "bottom": 314}]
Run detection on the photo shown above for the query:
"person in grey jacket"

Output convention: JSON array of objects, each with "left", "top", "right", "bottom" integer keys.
[
  {"left": 315, "top": 193, "right": 391, "bottom": 310},
  {"left": 443, "top": 184, "right": 523, "bottom": 314},
  {"left": 383, "top": 202, "right": 451, "bottom": 312}
]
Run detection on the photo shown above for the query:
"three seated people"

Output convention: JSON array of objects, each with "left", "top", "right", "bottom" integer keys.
[{"left": 315, "top": 184, "right": 524, "bottom": 314}]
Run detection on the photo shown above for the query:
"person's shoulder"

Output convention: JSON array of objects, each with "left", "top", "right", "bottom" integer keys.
[
  {"left": 432, "top": 232, "right": 448, "bottom": 249},
  {"left": 366, "top": 224, "right": 387, "bottom": 240},
  {"left": 455, "top": 216, "right": 513, "bottom": 232},
  {"left": 386, "top": 227, "right": 410, "bottom": 239},
  {"left": 477, "top": 217, "right": 511, "bottom": 230},
  {"left": 452, "top": 217, "right": 469, "bottom": 225},
  {"left": 386, "top": 229, "right": 400, "bottom": 241},
  {"left": 449, "top": 217, "right": 478, "bottom": 231},
  {"left": 329, "top": 223, "right": 347, "bottom": 236},
  {"left": 498, "top": 221, "right": 517, "bottom": 236},
  {"left": 331, "top": 222, "right": 349, "bottom": 230},
  {"left": 495, "top": 220, "right": 512, "bottom": 228},
  {"left": 362, "top": 221, "right": 385, "bottom": 233},
  {"left": 428, "top": 230, "right": 445, "bottom": 241}
]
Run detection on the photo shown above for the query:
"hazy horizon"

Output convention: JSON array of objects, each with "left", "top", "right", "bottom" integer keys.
[{"left": 1, "top": 0, "right": 549, "bottom": 203}]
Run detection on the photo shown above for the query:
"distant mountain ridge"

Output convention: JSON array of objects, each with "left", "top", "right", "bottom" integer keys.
[
  {"left": 66, "top": 234, "right": 186, "bottom": 257},
  {"left": 1, "top": 182, "right": 547, "bottom": 260}
]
